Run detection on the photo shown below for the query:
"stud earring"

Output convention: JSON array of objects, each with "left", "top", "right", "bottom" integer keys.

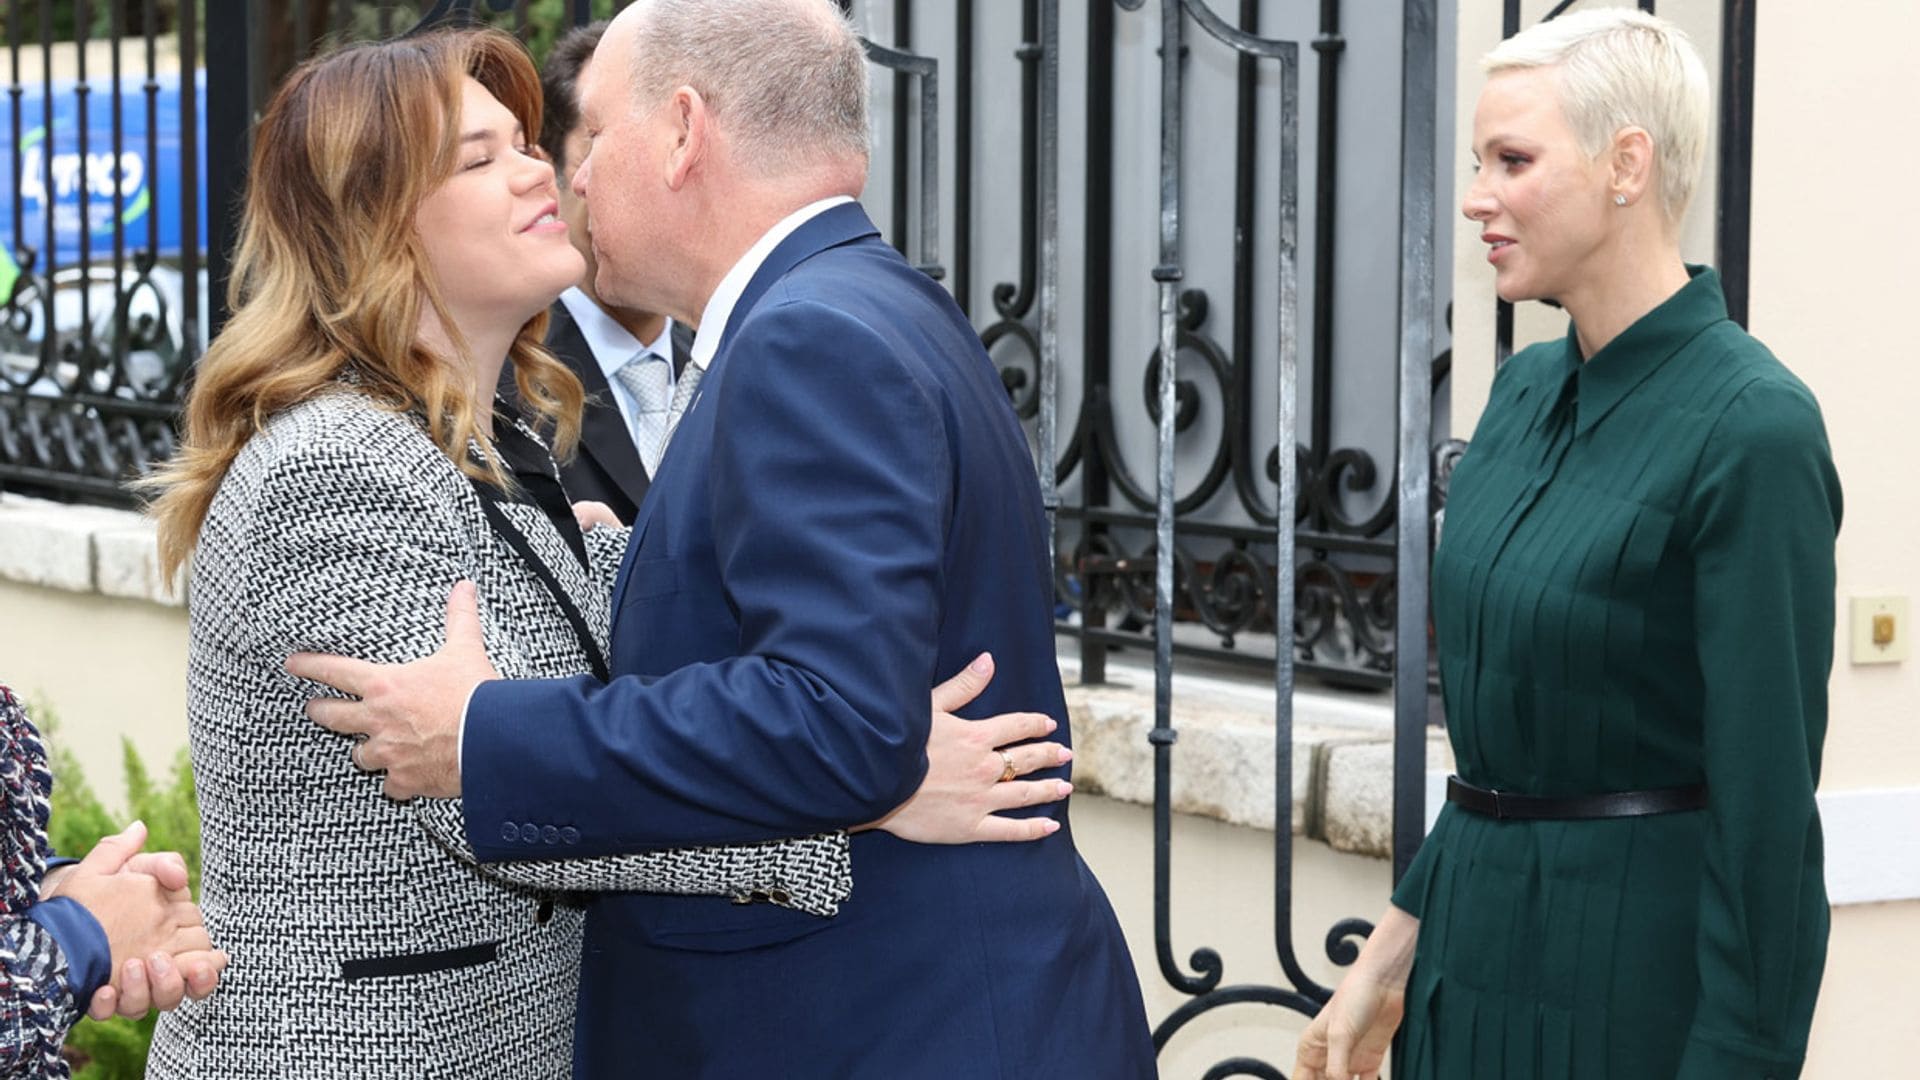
[{"left": 1613, "top": 194, "right": 1628, "bottom": 207}]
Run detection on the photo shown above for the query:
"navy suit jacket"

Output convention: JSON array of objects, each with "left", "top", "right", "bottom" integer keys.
[
  {"left": 502, "top": 301, "right": 694, "bottom": 524},
  {"left": 463, "top": 204, "right": 1151, "bottom": 1078}
]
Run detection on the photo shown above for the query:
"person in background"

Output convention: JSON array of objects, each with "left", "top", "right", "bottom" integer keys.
[
  {"left": 504, "top": 19, "right": 691, "bottom": 524},
  {"left": 1297, "top": 11, "right": 1839, "bottom": 1080},
  {"left": 0, "top": 685, "right": 223, "bottom": 1078}
]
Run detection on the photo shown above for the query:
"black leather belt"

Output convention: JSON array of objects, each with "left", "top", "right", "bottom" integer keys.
[{"left": 1445, "top": 775, "right": 1707, "bottom": 821}]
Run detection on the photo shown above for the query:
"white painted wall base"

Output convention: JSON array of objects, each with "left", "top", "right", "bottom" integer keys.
[{"left": 1817, "top": 787, "right": 1920, "bottom": 905}]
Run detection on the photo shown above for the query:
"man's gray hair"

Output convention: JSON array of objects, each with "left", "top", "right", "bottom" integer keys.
[
  {"left": 629, "top": 0, "right": 870, "bottom": 175},
  {"left": 1483, "top": 8, "right": 1710, "bottom": 224}
]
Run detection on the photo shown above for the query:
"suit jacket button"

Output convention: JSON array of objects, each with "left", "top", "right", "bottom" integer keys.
[
  {"left": 536, "top": 899, "right": 555, "bottom": 925},
  {"left": 560, "top": 827, "right": 580, "bottom": 845},
  {"left": 769, "top": 888, "right": 791, "bottom": 906},
  {"left": 522, "top": 822, "right": 540, "bottom": 844},
  {"left": 541, "top": 826, "right": 560, "bottom": 845},
  {"left": 501, "top": 822, "right": 520, "bottom": 843}
]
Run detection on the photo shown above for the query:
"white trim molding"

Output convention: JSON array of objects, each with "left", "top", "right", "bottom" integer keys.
[{"left": 1818, "top": 787, "right": 1920, "bottom": 906}]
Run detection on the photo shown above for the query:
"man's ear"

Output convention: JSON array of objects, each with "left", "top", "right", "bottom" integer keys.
[{"left": 664, "top": 86, "right": 710, "bottom": 192}]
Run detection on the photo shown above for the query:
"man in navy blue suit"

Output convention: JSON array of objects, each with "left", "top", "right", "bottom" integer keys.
[{"left": 297, "top": 1, "right": 1154, "bottom": 1075}]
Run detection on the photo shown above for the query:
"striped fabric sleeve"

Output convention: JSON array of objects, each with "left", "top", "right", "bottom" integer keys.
[{"left": 0, "top": 910, "right": 81, "bottom": 1079}]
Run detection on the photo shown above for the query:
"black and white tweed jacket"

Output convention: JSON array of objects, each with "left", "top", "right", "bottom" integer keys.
[{"left": 147, "top": 389, "right": 850, "bottom": 1080}]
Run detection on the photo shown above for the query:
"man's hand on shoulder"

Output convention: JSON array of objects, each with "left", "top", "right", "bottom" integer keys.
[{"left": 290, "top": 580, "right": 498, "bottom": 799}]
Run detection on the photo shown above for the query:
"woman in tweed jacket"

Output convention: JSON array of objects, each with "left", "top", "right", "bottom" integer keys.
[{"left": 134, "top": 31, "right": 860, "bottom": 1080}]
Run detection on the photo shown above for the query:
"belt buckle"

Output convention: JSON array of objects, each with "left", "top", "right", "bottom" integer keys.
[{"left": 1487, "top": 787, "right": 1508, "bottom": 820}]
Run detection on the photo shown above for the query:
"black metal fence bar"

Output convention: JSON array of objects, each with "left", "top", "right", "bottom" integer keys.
[
  {"left": 1147, "top": 0, "right": 1194, "bottom": 1029},
  {"left": 860, "top": 36, "right": 941, "bottom": 282},
  {"left": 1137, "top": 2, "right": 1377, "bottom": 1073},
  {"left": 178, "top": 0, "right": 197, "bottom": 369},
  {"left": 1393, "top": 0, "right": 1437, "bottom": 892},
  {"left": 108, "top": 0, "right": 123, "bottom": 368},
  {"left": 74, "top": 0, "right": 90, "bottom": 380},
  {"left": 1036, "top": 0, "right": 1059, "bottom": 564},
  {"left": 1715, "top": 0, "right": 1754, "bottom": 327},
  {"left": 206, "top": 0, "right": 242, "bottom": 345},
  {"left": 37, "top": 0, "right": 52, "bottom": 386},
  {"left": 888, "top": 0, "right": 908, "bottom": 256}
]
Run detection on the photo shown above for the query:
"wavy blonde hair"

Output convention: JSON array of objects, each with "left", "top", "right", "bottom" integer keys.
[{"left": 143, "top": 27, "right": 584, "bottom": 581}]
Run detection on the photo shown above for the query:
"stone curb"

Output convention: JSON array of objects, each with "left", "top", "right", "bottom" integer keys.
[
  {"left": 1062, "top": 662, "right": 1454, "bottom": 860},
  {"left": 0, "top": 494, "right": 179, "bottom": 607}
]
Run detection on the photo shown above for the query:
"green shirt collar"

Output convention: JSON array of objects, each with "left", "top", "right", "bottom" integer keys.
[{"left": 1566, "top": 264, "right": 1729, "bottom": 436}]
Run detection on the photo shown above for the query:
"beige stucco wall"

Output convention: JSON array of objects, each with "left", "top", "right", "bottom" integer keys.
[
  {"left": 1747, "top": 0, "right": 1920, "bottom": 791},
  {"left": 0, "top": 577, "right": 190, "bottom": 789},
  {"left": 1451, "top": 1, "right": 1920, "bottom": 1075}
]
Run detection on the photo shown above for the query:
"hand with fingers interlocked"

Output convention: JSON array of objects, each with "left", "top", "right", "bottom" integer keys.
[
  {"left": 41, "top": 821, "right": 231, "bottom": 1021},
  {"left": 863, "top": 652, "right": 1073, "bottom": 844}
]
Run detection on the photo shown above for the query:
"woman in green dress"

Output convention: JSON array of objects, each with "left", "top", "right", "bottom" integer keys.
[{"left": 1297, "top": 10, "right": 1840, "bottom": 1079}]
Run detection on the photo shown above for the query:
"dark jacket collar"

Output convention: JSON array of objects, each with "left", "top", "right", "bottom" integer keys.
[{"left": 712, "top": 201, "right": 881, "bottom": 358}]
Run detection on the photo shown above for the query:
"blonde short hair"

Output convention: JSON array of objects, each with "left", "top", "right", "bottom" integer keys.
[{"left": 1484, "top": 8, "right": 1710, "bottom": 223}]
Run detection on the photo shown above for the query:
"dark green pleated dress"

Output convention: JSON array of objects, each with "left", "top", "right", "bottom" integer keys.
[{"left": 1393, "top": 268, "right": 1841, "bottom": 1079}]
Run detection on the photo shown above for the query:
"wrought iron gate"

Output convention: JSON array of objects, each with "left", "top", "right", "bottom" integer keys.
[{"left": 1, "top": 1, "right": 1756, "bottom": 1074}]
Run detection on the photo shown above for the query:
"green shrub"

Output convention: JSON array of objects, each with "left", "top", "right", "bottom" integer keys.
[{"left": 34, "top": 700, "right": 199, "bottom": 1080}]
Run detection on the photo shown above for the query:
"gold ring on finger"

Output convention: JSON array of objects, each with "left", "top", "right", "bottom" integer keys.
[{"left": 997, "top": 749, "right": 1016, "bottom": 783}]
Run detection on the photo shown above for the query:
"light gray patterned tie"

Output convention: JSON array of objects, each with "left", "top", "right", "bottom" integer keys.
[
  {"left": 611, "top": 350, "right": 671, "bottom": 475},
  {"left": 660, "top": 362, "right": 705, "bottom": 458}
]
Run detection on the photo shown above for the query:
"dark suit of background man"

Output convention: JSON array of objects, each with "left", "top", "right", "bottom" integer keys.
[{"left": 502, "top": 21, "right": 690, "bottom": 524}]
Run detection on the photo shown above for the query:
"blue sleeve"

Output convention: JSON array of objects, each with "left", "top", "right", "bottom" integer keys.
[
  {"left": 463, "top": 300, "right": 950, "bottom": 854},
  {"left": 25, "top": 897, "right": 111, "bottom": 999}
]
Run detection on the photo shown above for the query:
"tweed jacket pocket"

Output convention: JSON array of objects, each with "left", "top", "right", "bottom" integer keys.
[{"left": 339, "top": 941, "right": 500, "bottom": 982}]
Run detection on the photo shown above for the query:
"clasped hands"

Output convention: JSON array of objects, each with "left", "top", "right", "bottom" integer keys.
[
  {"left": 42, "top": 820, "right": 229, "bottom": 1020},
  {"left": 290, "top": 581, "right": 1074, "bottom": 843}
]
